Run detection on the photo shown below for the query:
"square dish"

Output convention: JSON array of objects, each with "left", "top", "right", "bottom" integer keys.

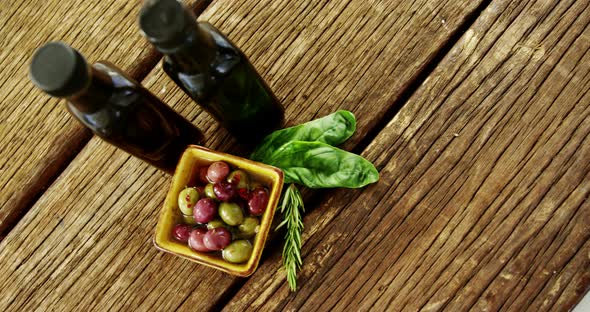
[{"left": 154, "top": 145, "right": 284, "bottom": 277}]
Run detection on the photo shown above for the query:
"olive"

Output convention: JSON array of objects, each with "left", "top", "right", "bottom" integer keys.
[
  {"left": 248, "top": 188, "right": 269, "bottom": 216},
  {"left": 181, "top": 214, "right": 198, "bottom": 226},
  {"left": 238, "top": 217, "right": 260, "bottom": 238},
  {"left": 193, "top": 198, "right": 218, "bottom": 223},
  {"left": 207, "top": 161, "right": 230, "bottom": 183},
  {"left": 198, "top": 166, "right": 209, "bottom": 184},
  {"left": 213, "top": 181, "right": 237, "bottom": 201},
  {"left": 178, "top": 187, "right": 200, "bottom": 215},
  {"left": 207, "top": 219, "right": 227, "bottom": 230},
  {"left": 237, "top": 188, "right": 251, "bottom": 201},
  {"left": 203, "top": 228, "right": 232, "bottom": 250},
  {"left": 195, "top": 186, "right": 205, "bottom": 196},
  {"left": 188, "top": 228, "right": 209, "bottom": 252},
  {"left": 218, "top": 202, "right": 244, "bottom": 226},
  {"left": 222, "top": 240, "right": 253, "bottom": 264},
  {"left": 227, "top": 170, "right": 250, "bottom": 189},
  {"left": 172, "top": 224, "right": 191, "bottom": 242},
  {"left": 189, "top": 166, "right": 208, "bottom": 186},
  {"left": 249, "top": 181, "right": 264, "bottom": 190},
  {"left": 204, "top": 183, "right": 218, "bottom": 200}
]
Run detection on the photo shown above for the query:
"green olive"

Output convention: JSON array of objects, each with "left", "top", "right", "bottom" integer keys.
[
  {"left": 238, "top": 217, "right": 260, "bottom": 238},
  {"left": 181, "top": 213, "right": 197, "bottom": 225},
  {"left": 218, "top": 202, "right": 244, "bottom": 226},
  {"left": 178, "top": 187, "right": 199, "bottom": 215},
  {"left": 250, "top": 181, "right": 264, "bottom": 191},
  {"left": 227, "top": 170, "right": 250, "bottom": 189},
  {"left": 204, "top": 183, "right": 217, "bottom": 200},
  {"left": 222, "top": 240, "right": 253, "bottom": 263},
  {"left": 207, "top": 219, "right": 227, "bottom": 230}
]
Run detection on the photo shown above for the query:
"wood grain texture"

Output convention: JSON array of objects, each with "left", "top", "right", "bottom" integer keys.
[
  {"left": 196, "top": 0, "right": 487, "bottom": 152},
  {"left": 0, "top": 0, "right": 208, "bottom": 239},
  {"left": 0, "top": 0, "right": 485, "bottom": 310},
  {"left": 224, "top": 0, "right": 590, "bottom": 310}
]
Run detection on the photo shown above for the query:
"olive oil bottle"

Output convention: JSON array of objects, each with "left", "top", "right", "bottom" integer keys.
[
  {"left": 139, "top": 0, "right": 284, "bottom": 144},
  {"left": 29, "top": 41, "right": 203, "bottom": 174}
]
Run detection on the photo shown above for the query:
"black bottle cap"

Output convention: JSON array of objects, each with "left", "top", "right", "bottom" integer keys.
[
  {"left": 139, "top": 0, "right": 196, "bottom": 52},
  {"left": 29, "top": 41, "right": 89, "bottom": 97}
]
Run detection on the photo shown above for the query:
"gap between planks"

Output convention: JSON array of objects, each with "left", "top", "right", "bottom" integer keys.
[
  {"left": 0, "top": 0, "right": 498, "bottom": 310},
  {"left": 209, "top": 0, "right": 495, "bottom": 309},
  {"left": 0, "top": 0, "right": 212, "bottom": 241}
]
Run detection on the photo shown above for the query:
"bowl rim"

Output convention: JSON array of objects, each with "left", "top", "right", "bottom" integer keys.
[{"left": 154, "top": 145, "right": 284, "bottom": 277}]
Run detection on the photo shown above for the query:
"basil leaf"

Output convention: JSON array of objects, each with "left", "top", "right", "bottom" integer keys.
[
  {"left": 264, "top": 141, "right": 379, "bottom": 188},
  {"left": 250, "top": 110, "right": 356, "bottom": 161}
]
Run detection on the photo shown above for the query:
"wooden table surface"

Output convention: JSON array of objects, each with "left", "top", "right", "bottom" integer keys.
[{"left": 1, "top": 0, "right": 589, "bottom": 310}]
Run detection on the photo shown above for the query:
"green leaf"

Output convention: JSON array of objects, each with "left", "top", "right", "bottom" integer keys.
[
  {"left": 250, "top": 110, "right": 356, "bottom": 161},
  {"left": 265, "top": 141, "right": 379, "bottom": 188}
]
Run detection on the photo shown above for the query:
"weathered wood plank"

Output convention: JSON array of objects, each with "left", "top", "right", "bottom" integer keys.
[
  {"left": 224, "top": 0, "right": 590, "bottom": 310},
  {"left": 0, "top": 0, "right": 485, "bottom": 310},
  {"left": 0, "top": 0, "right": 209, "bottom": 239}
]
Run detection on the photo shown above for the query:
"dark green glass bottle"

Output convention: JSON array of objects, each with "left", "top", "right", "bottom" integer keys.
[
  {"left": 139, "top": 0, "right": 284, "bottom": 144},
  {"left": 29, "top": 42, "right": 204, "bottom": 174}
]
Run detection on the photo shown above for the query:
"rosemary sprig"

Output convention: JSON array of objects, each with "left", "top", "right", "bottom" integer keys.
[{"left": 276, "top": 183, "right": 305, "bottom": 291}]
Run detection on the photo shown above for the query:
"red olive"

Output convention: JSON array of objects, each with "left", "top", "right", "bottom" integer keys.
[
  {"left": 237, "top": 188, "right": 251, "bottom": 201},
  {"left": 188, "top": 228, "right": 209, "bottom": 252},
  {"left": 203, "top": 228, "right": 232, "bottom": 250},
  {"left": 213, "top": 181, "right": 237, "bottom": 201},
  {"left": 248, "top": 188, "right": 269, "bottom": 216},
  {"left": 198, "top": 167, "right": 209, "bottom": 184},
  {"left": 193, "top": 198, "right": 218, "bottom": 223},
  {"left": 172, "top": 224, "right": 191, "bottom": 243},
  {"left": 207, "top": 161, "right": 230, "bottom": 183}
]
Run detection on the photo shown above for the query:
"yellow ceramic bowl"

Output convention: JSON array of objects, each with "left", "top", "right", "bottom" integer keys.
[{"left": 154, "top": 145, "right": 284, "bottom": 277}]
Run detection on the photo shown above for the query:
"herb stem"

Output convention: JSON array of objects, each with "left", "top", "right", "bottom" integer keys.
[{"left": 276, "top": 183, "right": 305, "bottom": 291}]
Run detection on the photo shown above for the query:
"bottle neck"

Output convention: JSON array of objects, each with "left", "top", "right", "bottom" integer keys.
[
  {"left": 165, "top": 23, "right": 216, "bottom": 72},
  {"left": 67, "top": 65, "right": 114, "bottom": 113}
]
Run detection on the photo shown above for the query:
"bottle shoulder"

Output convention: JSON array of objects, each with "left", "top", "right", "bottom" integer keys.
[
  {"left": 67, "top": 63, "right": 152, "bottom": 135},
  {"left": 200, "top": 23, "right": 244, "bottom": 75},
  {"left": 164, "top": 23, "right": 244, "bottom": 77},
  {"left": 198, "top": 23, "right": 238, "bottom": 52},
  {"left": 93, "top": 62, "right": 137, "bottom": 89}
]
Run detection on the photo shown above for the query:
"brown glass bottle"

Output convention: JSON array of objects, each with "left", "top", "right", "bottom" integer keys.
[
  {"left": 139, "top": 0, "right": 284, "bottom": 144},
  {"left": 29, "top": 42, "right": 203, "bottom": 174}
]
